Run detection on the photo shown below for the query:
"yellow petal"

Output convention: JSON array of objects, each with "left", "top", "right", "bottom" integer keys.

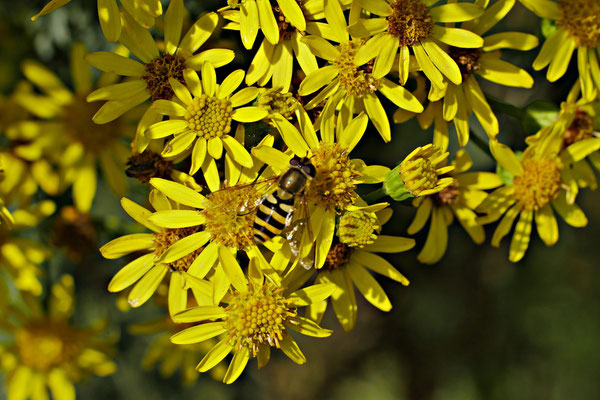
[
  {"left": 100, "top": 233, "right": 156, "bottom": 259},
  {"left": 171, "top": 321, "right": 228, "bottom": 344},
  {"left": 196, "top": 338, "right": 233, "bottom": 372},
  {"left": 108, "top": 253, "right": 155, "bottom": 292},
  {"left": 535, "top": 203, "right": 558, "bottom": 246},
  {"left": 509, "top": 209, "right": 533, "bottom": 262},
  {"left": 149, "top": 177, "right": 206, "bottom": 208},
  {"left": 352, "top": 250, "right": 409, "bottom": 285},
  {"left": 223, "top": 347, "right": 251, "bottom": 383},
  {"left": 346, "top": 262, "right": 392, "bottom": 311},
  {"left": 128, "top": 264, "right": 168, "bottom": 307}
]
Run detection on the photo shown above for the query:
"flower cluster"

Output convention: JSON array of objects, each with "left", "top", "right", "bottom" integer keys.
[{"left": 0, "top": 0, "right": 599, "bottom": 393}]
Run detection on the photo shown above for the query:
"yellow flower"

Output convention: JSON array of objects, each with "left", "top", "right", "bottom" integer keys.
[
  {"left": 407, "top": 149, "right": 503, "bottom": 264},
  {"left": 13, "top": 43, "right": 132, "bottom": 213},
  {"left": 526, "top": 83, "right": 600, "bottom": 197},
  {"left": 349, "top": 0, "right": 484, "bottom": 91},
  {"left": 383, "top": 143, "right": 455, "bottom": 200},
  {"left": 521, "top": 0, "right": 600, "bottom": 100},
  {"left": 297, "top": 0, "right": 424, "bottom": 142},
  {"left": 144, "top": 63, "right": 269, "bottom": 189},
  {"left": 32, "top": 0, "right": 162, "bottom": 42},
  {"left": 0, "top": 192, "right": 55, "bottom": 295},
  {"left": 397, "top": 0, "right": 538, "bottom": 148},
  {"left": 100, "top": 195, "right": 215, "bottom": 317},
  {"left": 0, "top": 275, "right": 116, "bottom": 399},
  {"left": 222, "top": 0, "right": 345, "bottom": 91},
  {"left": 86, "top": 1, "right": 234, "bottom": 124},
  {"left": 286, "top": 203, "right": 414, "bottom": 332},
  {"left": 477, "top": 137, "right": 600, "bottom": 262},
  {"left": 170, "top": 263, "right": 336, "bottom": 384},
  {"left": 251, "top": 111, "right": 390, "bottom": 267}
]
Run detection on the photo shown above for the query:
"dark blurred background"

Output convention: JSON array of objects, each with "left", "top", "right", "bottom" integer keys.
[{"left": 1, "top": 1, "right": 599, "bottom": 399}]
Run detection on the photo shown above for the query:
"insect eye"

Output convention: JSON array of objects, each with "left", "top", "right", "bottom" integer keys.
[
  {"left": 289, "top": 157, "right": 300, "bottom": 166},
  {"left": 302, "top": 165, "right": 315, "bottom": 177}
]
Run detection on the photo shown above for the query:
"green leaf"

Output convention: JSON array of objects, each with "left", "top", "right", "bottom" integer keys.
[{"left": 522, "top": 100, "right": 559, "bottom": 134}]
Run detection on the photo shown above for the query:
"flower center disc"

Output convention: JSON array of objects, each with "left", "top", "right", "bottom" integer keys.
[
  {"left": 387, "top": 0, "right": 434, "bottom": 46},
  {"left": 202, "top": 186, "right": 262, "bottom": 250},
  {"left": 434, "top": 179, "right": 459, "bottom": 205},
  {"left": 557, "top": 0, "right": 600, "bottom": 48},
  {"left": 142, "top": 54, "right": 186, "bottom": 101},
  {"left": 16, "top": 322, "right": 75, "bottom": 370},
  {"left": 338, "top": 211, "right": 379, "bottom": 247},
  {"left": 185, "top": 95, "right": 234, "bottom": 140},
  {"left": 154, "top": 227, "right": 203, "bottom": 271},
  {"left": 323, "top": 242, "right": 353, "bottom": 270},
  {"left": 563, "top": 109, "right": 594, "bottom": 148},
  {"left": 305, "top": 143, "right": 361, "bottom": 210},
  {"left": 513, "top": 159, "right": 561, "bottom": 211},
  {"left": 448, "top": 47, "right": 481, "bottom": 79},
  {"left": 333, "top": 41, "right": 380, "bottom": 97},
  {"left": 225, "top": 283, "right": 296, "bottom": 354}
]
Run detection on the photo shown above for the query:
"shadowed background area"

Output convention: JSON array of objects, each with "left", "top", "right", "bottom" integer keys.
[{"left": 0, "top": 1, "right": 598, "bottom": 399}]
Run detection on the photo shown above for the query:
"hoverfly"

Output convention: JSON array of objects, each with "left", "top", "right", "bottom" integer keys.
[{"left": 220, "top": 155, "right": 318, "bottom": 269}]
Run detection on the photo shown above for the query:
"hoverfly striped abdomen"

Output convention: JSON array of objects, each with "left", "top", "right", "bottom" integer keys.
[
  {"left": 252, "top": 156, "right": 316, "bottom": 245},
  {"left": 253, "top": 191, "right": 294, "bottom": 243}
]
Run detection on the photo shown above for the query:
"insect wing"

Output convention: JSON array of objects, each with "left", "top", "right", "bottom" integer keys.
[{"left": 214, "top": 176, "right": 279, "bottom": 215}]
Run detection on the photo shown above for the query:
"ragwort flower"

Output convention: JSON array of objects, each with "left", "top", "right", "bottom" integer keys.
[
  {"left": 0, "top": 276, "right": 116, "bottom": 399},
  {"left": 284, "top": 203, "right": 414, "bottom": 332},
  {"left": 32, "top": 0, "right": 162, "bottom": 42},
  {"left": 170, "top": 262, "right": 335, "bottom": 383},
  {"left": 407, "top": 149, "right": 503, "bottom": 264},
  {"left": 86, "top": 1, "right": 234, "bottom": 123},
  {"left": 100, "top": 195, "right": 214, "bottom": 317},
  {"left": 144, "top": 63, "right": 268, "bottom": 190},
  {"left": 349, "top": 0, "right": 484, "bottom": 90},
  {"left": 298, "top": 0, "right": 424, "bottom": 141},
  {"left": 477, "top": 136, "right": 600, "bottom": 262},
  {"left": 14, "top": 43, "right": 132, "bottom": 212},
  {"left": 521, "top": 0, "right": 600, "bottom": 100}
]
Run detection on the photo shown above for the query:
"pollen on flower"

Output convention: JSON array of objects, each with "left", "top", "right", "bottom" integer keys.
[
  {"left": 142, "top": 54, "right": 186, "bottom": 101},
  {"left": 322, "top": 241, "right": 353, "bottom": 270},
  {"left": 126, "top": 150, "right": 174, "bottom": 183},
  {"left": 224, "top": 282, "right": 296, "bottom": 355},
  {"left": 333, "top": 41, "right": 381, "bottom": 97},
  {"left": 513, "top": 158, "right": 562, "bottom": 211},
  {"left": 154, "top": 227, "right": 203, "bottom": 271},
  {"left": 305, "top": 143, "right": 362, "bottom": 210},
  {"left": 387, "top": 0, "right": 434, "bottom": 46},
  {"left": 563, "top": 109, "right": 595, "bottom": 148},
  {"left": 448, "top": 47, "right": 481, "bottom": 79},
  {"left": 258, "top": 88, "right": 298, "bottom": 119},
  {"left": 338, "top": 210, "right": 380, "bottom": 247},
  {"left": 202, "top": 185, "right": 262, "bottom": 249},
  {"left": 185, "top": 95, "right": 234, "bottom": 140},
  {"left": 557, "top": 0, "right": 600, "bottom": 48},
  {"left": 433, "top": 179, "right": 459, "bottom": 206},
  {"left": 399, "top": 144, "right": 452, "bottom": 196},
  {"left": 16, "top": 320, "right": 78, "bottom": 370},
  {"left": 61, "top": 96, "right": 121, "bottom": 153}
]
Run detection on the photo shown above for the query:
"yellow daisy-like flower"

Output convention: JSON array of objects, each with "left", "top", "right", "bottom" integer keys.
[
  {"left": 144, "top": 63, "right": 269, "bottom": 190},
  {"left": 14, "top": 43, "right": 132, "bottom": 212},
  {"left": 349, "top": 0, "right": 484, "bottom": 90},
  {"left": 100, "top": 195, "right": 215, "bottom": 317},
  {"left": 32, "top": 0, "right": 162, "bottom": 42},
  {"left": 407, "top": 149, "right": 503, "bottom": 264},
  {"left": 397, "top": 0, "right": 538, "bottom": 149},
  {"left": 526, "top": 83, "right": 600, "bottom": 197},
  {"left": 169, "top": 262, "right": 336, "bottom": 384},
  {"left": 284, "top": 203, "right": 414, "bottom": 332},
  {"left": 298, "top": 0, "right": 424, "bottom": 141},
  {"left": 477, "top": 137, "right": 600, "bottom": 262},
  {"left": 382, "top": 143, "right": 455, "bottom": 201},
  {"left": 0, "top": 275, "right": 116, "bottom": 399},
  {"left": 521, "top": 0, "right": 600, "bottom": 100},
  {"left": 222, "top": 0, "right": 343, "bottom": 91},
  {"left": 86, "top": 1, "right": 234, "bottom": 124},
  {"left": 145, "top": 135, "right": 286, "bottom": 294},
  {"left": 252, "top": 111, "right": 390, "bottom": 267}
]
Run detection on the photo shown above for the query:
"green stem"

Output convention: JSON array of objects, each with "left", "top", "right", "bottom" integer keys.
[
  {"left": 361, "top": 187, "right": 387, "bottom": 203},
  {"left": 469, "top": 131, "right": 494, "bottom": 160}
]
